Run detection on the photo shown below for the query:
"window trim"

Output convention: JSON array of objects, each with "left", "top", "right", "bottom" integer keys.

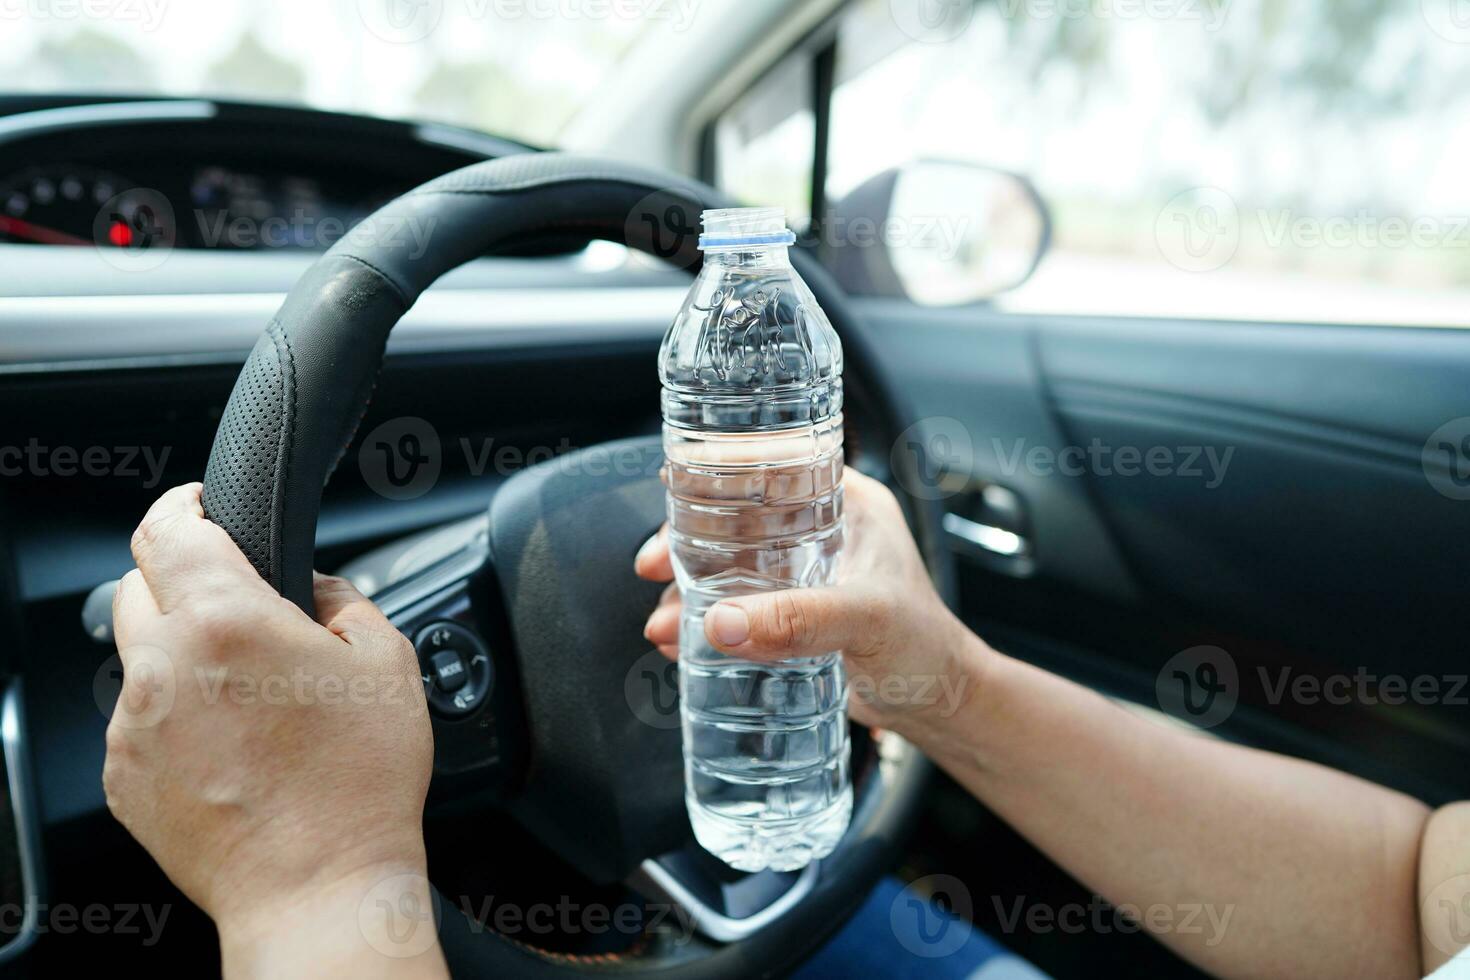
[
  {"left": 809, "top": 38, "right": 838, "bottom": 236},
  {"left": 694, "top": 5, "right": 847, "bottom": 230}
]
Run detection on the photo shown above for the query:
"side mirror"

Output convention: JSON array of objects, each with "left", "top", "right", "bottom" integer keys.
[{"left": 822, "top": 160, "right": 1052, "bottom": 306}]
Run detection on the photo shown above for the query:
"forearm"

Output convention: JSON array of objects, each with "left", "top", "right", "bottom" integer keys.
[
  {"left": 1419, "top": 802, "right": 1470, "bottom": 973},
  {"left": 902, "top": 638, "right": 1431, "bottom": 980},
  {"left": 217, "top": 862, "right": 449, "bottom": 980}
]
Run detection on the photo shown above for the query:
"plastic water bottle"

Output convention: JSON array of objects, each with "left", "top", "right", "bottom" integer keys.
[{"left": 659, "top": 207, "right": 850, "bottom": 872}]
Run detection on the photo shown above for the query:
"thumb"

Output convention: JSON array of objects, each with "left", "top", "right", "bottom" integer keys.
[
  {"left": 312, "top": 572, "right": 395, "bottom": 645},
  {"left": 704, "top": 589, "right": 885, "bottom": 660}
]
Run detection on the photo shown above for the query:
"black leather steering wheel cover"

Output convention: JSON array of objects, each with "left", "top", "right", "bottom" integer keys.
[
  {"left": 204, "top": 159, "right": 710, "bottom": 610},
  {"left": 200, "top": 153, "right": 952, "bottom": 976}
]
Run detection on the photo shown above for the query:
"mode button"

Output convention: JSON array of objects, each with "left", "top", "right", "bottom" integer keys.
[
  {"left": 430, "top": 650, "right": 468, "bottom": 693},
  {"left": 413, "top": 621, "right": 493, "bottom": 717}
]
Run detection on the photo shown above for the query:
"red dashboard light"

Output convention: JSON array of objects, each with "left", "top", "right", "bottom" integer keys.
[{"left": 107, "top": 220, "right": 133, "bottom": 247}]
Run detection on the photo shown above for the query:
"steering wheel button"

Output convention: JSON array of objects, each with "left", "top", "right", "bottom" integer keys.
[
  {"left": 412, "top": 620, "right": 493, "bottom": 718},
  {"left": 431, "top": 650, "right": 468, "bottom": 692}
]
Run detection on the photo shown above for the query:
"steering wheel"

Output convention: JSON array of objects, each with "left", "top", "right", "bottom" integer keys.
[{"left": 199, "top": 154, "right": 954, "bottom": 977}]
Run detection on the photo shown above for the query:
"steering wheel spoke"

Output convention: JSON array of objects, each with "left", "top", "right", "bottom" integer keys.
[
  {"left": 630, "top": 848, "right": 821, "bottom": 944},
  {"left": 341, "top": 515, "right": 527, "bottom": 792}
]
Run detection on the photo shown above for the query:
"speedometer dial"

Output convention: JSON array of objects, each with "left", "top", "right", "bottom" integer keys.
[{"left": 0, "top": 165, "right": 173, "bottom": 248}]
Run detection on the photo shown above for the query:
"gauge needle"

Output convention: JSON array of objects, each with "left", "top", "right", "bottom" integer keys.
[{"left": 0, "top": 215, "right": 92, "bottom": 246}]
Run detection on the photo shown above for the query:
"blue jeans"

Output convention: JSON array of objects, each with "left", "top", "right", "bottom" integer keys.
[{"left": 792, "top": 877, "right": 1050, "bottom": 980}]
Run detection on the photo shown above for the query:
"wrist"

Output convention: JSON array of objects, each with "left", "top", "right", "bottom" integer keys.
[
  {"left": 902, "top": 633, "right": 1034, "bottom": 785},
  {"left": 217, "top": 852, "right": 446, "bottom": 980},
  {"left": 882, "top": 616, "right": 999, "bottom": 751}
]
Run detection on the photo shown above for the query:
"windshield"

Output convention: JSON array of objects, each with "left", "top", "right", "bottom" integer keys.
[{"left": 0, "top": 0, "right": 689, "bottom": 145}]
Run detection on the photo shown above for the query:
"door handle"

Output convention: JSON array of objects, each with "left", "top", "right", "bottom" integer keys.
[
  {"left": 942, "top": 512, "right": 1026, "bottom": 557},
  {"left": 942, "top": 483, "right": 1035, "bottom": 576}
]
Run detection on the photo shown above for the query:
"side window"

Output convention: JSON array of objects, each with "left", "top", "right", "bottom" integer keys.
[
  {"left": 710, "top": 52, "right": 815, "bottom": 230},
  {"left": 715, "top": 0, "right": 1470, "bottom": 326}
]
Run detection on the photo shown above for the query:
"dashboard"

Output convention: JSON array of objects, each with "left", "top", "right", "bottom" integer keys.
[
  {"left": 0, "top": 97, "right": 532, "bottom": 252},
  {"left": 0, "top": 161, "right": 394, "bottom": 251}
]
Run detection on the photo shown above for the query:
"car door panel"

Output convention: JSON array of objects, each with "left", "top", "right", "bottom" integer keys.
[
  {"left": 862, "top": 300, "right": 1470, "bottom": 804},
  {"left": 855, "top": 298, "right": 1140, "bottom": 603}
]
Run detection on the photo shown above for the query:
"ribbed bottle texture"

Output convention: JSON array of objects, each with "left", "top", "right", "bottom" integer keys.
[{"left": 659, "top": 208, "right": 850, "bottom": 872}]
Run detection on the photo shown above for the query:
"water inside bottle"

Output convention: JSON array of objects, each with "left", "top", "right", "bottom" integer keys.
[{"left": 666, "top": 422, "right": 852, "bottom": 872}]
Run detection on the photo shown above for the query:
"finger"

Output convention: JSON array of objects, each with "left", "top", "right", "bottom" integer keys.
[
  {"left": 111, "top": 568, "right": 160, "bottom": 654},
  {"left": 843, "top": 468, "right": 905, "bottom": 519},
  {"left": 656, "top": 644, "right": 679, "bottom": 661},
  {"left": 644, "top": 602, "right": 680, "bottom": 647},
  {"left": 312, "top": 573, "right": 394, "bottom": 645},
  {"left": 634, "top": 526, "right": 673, "bottom": 582},
  {"left": 130, "top": 483, "right": 264, "bottom": 611},
  {"left": 842, "top": 467, "right": 888, "bottom": 496},
  {"left": 643, "top": 582, "right": 681, "bottom": 641},
  {"left": 704, "top": 588, "right": 887, "bottom": 661}
]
